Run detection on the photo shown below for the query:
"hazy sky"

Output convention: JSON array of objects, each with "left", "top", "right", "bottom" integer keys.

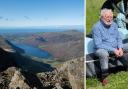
[{"left": 0, "top": 0, "right": 84, "bottom": 27}]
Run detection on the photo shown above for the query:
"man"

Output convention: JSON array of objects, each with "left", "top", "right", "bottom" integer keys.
[{"left": 92, "top": 8, "right": 128, "bottom": 86}]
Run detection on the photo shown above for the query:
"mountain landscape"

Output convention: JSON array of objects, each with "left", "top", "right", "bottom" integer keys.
[
  {"left": 0, "top": 30, "right": 84, "bottom": 89},
  {"left": 0, "top": 0, "right": 84, "bottom": 88},
  {"left": 3, "top": 30, "right": 84, "bottom": 60}
]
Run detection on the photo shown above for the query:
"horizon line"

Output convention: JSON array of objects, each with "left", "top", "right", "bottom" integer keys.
[{"left": 0, "top": 25, "right": 84, "bottom": 28}]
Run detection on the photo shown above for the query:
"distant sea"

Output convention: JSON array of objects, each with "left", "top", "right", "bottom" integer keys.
[{"left": 0, "top": 28, "right": 84, "bottom": 34}]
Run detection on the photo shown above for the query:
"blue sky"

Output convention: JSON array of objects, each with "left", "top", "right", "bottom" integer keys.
[{"left": 0, "top": 0, "right": 84, "bottom": 27}]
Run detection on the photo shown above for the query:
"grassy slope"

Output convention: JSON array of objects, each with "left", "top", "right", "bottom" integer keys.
[
  {"left": 86, "top": 0, "right": 104, "bottom": 35},
  {"left": 86, "top": 71, "right": 128, "bottom": 89}
]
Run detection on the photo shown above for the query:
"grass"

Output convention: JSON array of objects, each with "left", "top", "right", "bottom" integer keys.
[
  {"left": 86, "top": 71, "right": 128, "bottom": 89},
  {"left": 30, "top": 56, "right": 64, "bottom": 67},
  {"left": 38, "top": 45, "right": 47, "bottom": 49},
  {"left": 86, "top": 0, "right": 104, "bottom": 35}
]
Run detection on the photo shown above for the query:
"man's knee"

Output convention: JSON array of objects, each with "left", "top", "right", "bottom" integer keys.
[{"left": 95, "top": 49, "right": 109, "bottom": 58}]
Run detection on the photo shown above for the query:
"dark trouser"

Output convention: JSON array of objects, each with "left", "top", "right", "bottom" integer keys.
[{"left": 95, "top": 43, "right": 128, "bottom": 80}]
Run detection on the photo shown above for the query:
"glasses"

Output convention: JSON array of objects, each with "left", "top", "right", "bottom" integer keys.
[{"left": 104, "top": 14, "right": 113, "bottom": 19}]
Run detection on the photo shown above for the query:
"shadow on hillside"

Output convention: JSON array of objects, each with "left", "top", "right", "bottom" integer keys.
[
  {"left": 13, "top": 52, "right": 54, "bottom": 73},
  {"left": 0, "top": 47, "right": 54, "bottom": 73},
  {"left": 0, "top": 48, "right": 17, "bottom": 72},
  {"left": 0, "top": 47, "right": 54, "bottom": 88}
]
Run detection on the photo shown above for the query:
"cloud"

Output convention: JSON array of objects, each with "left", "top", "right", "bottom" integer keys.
[
  {"left": 0, "top": 16, "right": 14, "bottom": 21},
  {"left": 24, "top": 16, "right": 31, "bottom": 20},
  {"left": 0, "top": 17, "right": 10, "bottom": 21},
  {"left": 4, "top": 18, "right": 14, "bottom": 21},
  {"left": 5, "top": 18, "right": 9, "bottom": 21},
  {"left": 0, "top": 16, "right": 3, "bottom": 20}
]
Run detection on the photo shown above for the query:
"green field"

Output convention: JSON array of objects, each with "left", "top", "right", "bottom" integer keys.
[
  {"left": 86, "top": 71, "right": 128, "bottom": 89},
  {"left": 86, "top": 0, "right": 104, "bottom": 35}
]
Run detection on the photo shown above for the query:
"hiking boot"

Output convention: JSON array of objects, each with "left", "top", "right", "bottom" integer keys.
[
  {"left": 100, "top": 69, "right": 109, "bottom": 86},
  {"left": 101, "top": 78, "right": 108, "bottom": 86}
]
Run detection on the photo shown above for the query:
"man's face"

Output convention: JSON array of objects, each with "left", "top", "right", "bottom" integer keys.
[{"left": 102, "top": 11, "right": 113, "bottom": 25}]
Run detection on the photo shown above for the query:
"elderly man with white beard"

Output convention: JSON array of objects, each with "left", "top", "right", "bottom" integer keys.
[{"left": 92, "top": 8, "right": 128, "bottom": 86}]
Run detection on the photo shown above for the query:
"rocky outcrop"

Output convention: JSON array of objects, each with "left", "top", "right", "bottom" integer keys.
[
  {"left": 60, "top": 57, "right": 84, "bottom": 89},
  {"left": 37, "top": 70, "right": 72, "bottom": 89},
  {"left": 0, "top": 53, "right": 84, "bottom": 89},
  {"left": 37, "top": 57, "right": 84, "bottom": 89},
  {"left": 9, "top": 68, "right": 30, "bottom": 89},
  {"left": 0, "top": 57, "right": 84, "bottom": 89},
  {"left": 0, "top": 67, "right": 30, "bottom": 89}
]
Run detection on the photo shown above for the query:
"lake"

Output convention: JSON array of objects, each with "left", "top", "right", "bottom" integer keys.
[{"left": 11, "top": 41, "right": 52, "bottom": 59}]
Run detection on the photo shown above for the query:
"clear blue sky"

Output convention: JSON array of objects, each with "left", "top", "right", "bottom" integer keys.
[{"left": 0, "top": 0, "right": 84, "bottom": 27}]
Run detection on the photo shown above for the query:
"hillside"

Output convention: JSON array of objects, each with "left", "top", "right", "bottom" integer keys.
[
  {"left": 0, "top": 35, "right": 84, "bottom": 89},
  {"left": 86, "top": 0, "right": 104, "bottom": 34},
  {"left": 3, "top": 30, "right": 84, "bottom": 61}
]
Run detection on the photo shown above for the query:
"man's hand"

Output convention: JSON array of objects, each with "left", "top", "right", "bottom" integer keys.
[
  {"left": 114, "top": 48, "right": 123, "bottom": 57},
  {"left": 118, "top": 48, "right": 123, "bottom": 57},
  {"left": 114, "top": 49, "right": 120, "bottom": 57}
]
